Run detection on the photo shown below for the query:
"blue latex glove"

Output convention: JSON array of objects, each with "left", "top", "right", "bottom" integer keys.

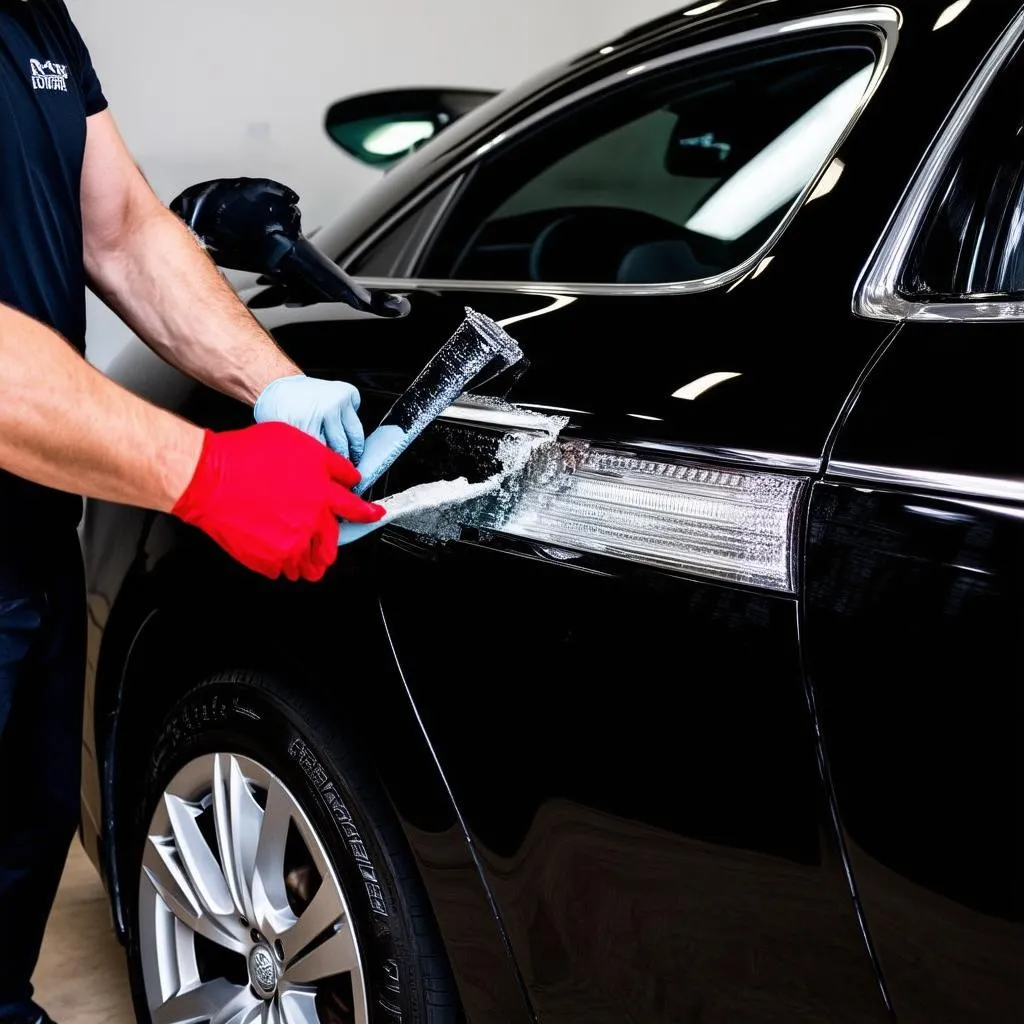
[
  {"left": 254, "top": 374, "right": 365, "bottom": 463},
  {"left": 352, "top": 423, "right": 407, "bottom": 495}
]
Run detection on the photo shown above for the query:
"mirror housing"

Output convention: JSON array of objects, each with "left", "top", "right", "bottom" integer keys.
[
  {"left": 170, "top": 177, "right": 302, "bottom": 273},
  {"left": 324, "top": 87, "right": 497, "bottom": 168},
  {"left": 170, "top": 177, "right": 409, "bottom": 316}
]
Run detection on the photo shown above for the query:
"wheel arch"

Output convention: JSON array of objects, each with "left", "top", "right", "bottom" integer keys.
[{"left": 96, "top": 545, "right": 469, "bottom": 950}]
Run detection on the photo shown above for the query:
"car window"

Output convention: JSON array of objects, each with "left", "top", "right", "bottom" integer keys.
[
  {"left": 347, "top": 182, "right": 459, "bottom": 277},
  {"left": 899, "top": 42, "right": 1024, "bottom": 300},
  {"left": 407, "top": 34, "right": 878, "bottom": 285}
]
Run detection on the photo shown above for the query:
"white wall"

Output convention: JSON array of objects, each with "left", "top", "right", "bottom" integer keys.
[{"left": 68, "top": 0, "right": 681, "bottom": 369}]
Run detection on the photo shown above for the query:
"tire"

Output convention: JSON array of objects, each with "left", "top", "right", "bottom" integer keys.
[{"left": 122, "top": 670, "right": 460, "bottom": 1024}]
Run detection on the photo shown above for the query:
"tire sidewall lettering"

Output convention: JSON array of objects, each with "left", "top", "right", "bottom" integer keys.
[{"left": 288, "top": 735, "right": 389, "bottom": 917}]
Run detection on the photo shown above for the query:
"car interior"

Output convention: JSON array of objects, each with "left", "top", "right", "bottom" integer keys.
[{"left": 416, "top": 43, "right": 877, "bottom": 286}]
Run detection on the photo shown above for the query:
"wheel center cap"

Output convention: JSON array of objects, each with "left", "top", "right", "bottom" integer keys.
[{"left": 248, "top": 944, "right": 278, "bottom": 998}]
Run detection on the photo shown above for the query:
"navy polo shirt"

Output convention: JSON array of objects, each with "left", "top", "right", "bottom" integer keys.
[{"left": 0, "top": 0, "right": 107, "bottom": 536}]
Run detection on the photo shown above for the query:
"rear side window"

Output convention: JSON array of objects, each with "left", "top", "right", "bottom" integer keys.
[
  {"left": 414, "top": 33, "right": 880, "bottom": 286},
  {"left": 900, "top": 41, "right": 1024, "bottom": 300}
]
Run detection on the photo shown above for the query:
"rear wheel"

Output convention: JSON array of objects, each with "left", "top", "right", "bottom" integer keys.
[{"left": 123, "top": 671, "right": 459, "bottom": 1024}]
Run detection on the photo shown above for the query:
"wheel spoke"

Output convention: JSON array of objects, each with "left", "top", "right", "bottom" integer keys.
[
  {"left": 284, "top": 919, "right": 360, "bottom": 985},
  {"left": 152, "top": 978, "right": 255, "bottom": 1024},
  {"left": 277, "top": 877, "right": 345, "bottom": 965},
  {"left": 165, "top": 794, "right": 235, "bottom": 918},
  {"left": 278, "top": 989, "right": 319, "bottom": 1024},
  {"left": 228, "top": 756, "right": 264, "bottom": 923},
  {"left": 141, "top": 752, "right": 368, "bottom": 1024},
  {"left": 354, "top": 989, "right": 368, "bottom": 1024},
  {"left": 225, "top": 1002, "right": 265, "bottom": 1024},
  {"left": 250, "top": 778, "right": 294, "bottom": 938},
  {"left": 212, "top": 755, "right": 246, "bottom": 919},
  {"left": 143, "top": 836, "right": 246, "bottom": 954}
]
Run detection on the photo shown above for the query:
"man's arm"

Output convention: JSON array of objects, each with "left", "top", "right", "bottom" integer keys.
[
  {"left": 80, "top": 111, "right": 300, "bottom": 406},
  {"left": 0, "top": 301, "right": 201, "bottom": 511},
  {"left": 0, "top": 300, "right": 383, "bottom": 580}
]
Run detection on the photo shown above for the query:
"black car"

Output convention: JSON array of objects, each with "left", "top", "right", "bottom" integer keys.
[{"left": 80, "top": 2, "right": 1023, "bottom": 1022}]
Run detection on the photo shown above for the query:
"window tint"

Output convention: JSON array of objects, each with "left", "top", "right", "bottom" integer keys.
[
  {"left": 416, "top": 37, "right": 877, "bottom": 285},
  {"left": 901, "top": 43, "right": 1024, "bottom": 300}
]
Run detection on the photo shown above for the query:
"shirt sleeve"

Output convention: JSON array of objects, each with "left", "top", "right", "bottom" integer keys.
[{"left": 59, "top": 2, "right": 108, "bottom": 116}]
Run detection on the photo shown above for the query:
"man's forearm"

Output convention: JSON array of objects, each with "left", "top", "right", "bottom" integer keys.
[
  {"left": 85, "top": 187, "right": 299, "bottom": 405},
  {"left": 0, "top": 302, "right": 202, "bottom": 511}
]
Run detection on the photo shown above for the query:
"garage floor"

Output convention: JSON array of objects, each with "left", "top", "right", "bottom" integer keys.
[{"left": 34, "top": 841, "right": 134, "bottom": 1023}]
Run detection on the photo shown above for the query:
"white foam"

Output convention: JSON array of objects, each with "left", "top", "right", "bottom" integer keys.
[
  {"left": 376, "top": 474, "right": 500, "bottom": 519},
  {"left": 338, "top": 400, "right": 571, "bottom": 546},
  {"left": 384, "top": 428, "right": 564, "bottom": 539}
]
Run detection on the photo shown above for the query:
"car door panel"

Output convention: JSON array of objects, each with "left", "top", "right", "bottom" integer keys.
[
  {"left": 253, "top": 281, "right": 888, "bottom": 476},
  {"left": 361, "top": 258, "right": 894, "bottom": 1022},
  {"left": 804, "top": 327, "right": 1024, "bottom": 1022},
  {"left": 347, "top": 22, "right": 907, "bottom": 1013},
  {"left": 824, "top": 325, "right": 1022, "bottom": 482},
  {"left": 375, "top": 532, "right": 890, "bottom": 1024}
]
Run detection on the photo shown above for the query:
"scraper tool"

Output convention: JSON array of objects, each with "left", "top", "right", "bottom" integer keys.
[
  {"left": 352, "top": 307, "right": 523, "bottom": 496},
  {"left": 339, "top": 308, "right": 524, "bottom": 544}
]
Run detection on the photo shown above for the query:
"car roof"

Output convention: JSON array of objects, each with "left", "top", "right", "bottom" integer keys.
[
  {"left": 603, "top": 0, "right": 1016, "bottom": 52},
  {"left": 315, "top": 0, "right": 1023, "bottom": 261}
]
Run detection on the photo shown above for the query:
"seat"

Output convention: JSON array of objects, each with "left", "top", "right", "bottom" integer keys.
[{"left": 616, "top": 239, "right": 721, "bottom": 284}]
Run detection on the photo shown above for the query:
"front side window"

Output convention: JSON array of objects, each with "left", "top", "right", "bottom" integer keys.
[{"left": 406, "top": 33, "right": 879, "bottom": 286}]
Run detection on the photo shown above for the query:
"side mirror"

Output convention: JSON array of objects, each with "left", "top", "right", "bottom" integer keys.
[
  {"left": 170, "top": 177, "right": 409, "bottom": 316},
  {"left": 324, "top": 88, "right": 497, "bottom": 168}
]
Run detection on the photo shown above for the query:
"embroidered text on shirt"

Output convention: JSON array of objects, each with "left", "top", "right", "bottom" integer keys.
[{"left": 29, "top": 59, "right": 68, "bottom": 92}]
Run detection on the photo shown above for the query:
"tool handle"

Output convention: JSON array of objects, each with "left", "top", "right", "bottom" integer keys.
[{"left": 271, "top": 236, "right": 410, "bottom": 316}]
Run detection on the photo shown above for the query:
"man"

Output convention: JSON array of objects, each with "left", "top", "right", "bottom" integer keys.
[{"left": 0, "top": 3, "right": 387, "bottom": 1020}]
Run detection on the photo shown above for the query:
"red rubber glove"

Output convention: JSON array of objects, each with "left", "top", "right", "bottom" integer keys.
[{"left": 171, "top": 422, "right": 384, "bottom": 582}]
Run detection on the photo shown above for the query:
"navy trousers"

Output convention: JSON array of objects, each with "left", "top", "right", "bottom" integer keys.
[{"left": 0, "top": 530, "right": 86, "bottom": 1018}]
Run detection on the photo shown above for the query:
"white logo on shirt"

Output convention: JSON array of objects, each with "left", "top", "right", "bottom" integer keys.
[{"left": 29, "top": 58, "right": 69, "bottom": 92}]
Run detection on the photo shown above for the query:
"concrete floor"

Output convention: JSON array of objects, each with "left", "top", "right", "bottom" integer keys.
[{"left": 34, "top": 840, "right": 134, "bottom": 1023}]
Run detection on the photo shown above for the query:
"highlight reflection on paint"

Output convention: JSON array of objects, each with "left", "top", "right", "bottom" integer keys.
[
  {"left": 671, "top": 371, "right": 742, "bottom": 400},
  {"left": 933, "top": 0, "right": 972, "bottom": 31}
]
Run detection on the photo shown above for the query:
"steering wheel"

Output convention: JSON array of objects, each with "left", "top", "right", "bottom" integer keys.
[{"left": 527, "top": 208, "right": 691, "bottom": 283}]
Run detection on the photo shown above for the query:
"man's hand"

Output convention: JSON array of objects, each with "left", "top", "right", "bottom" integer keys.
[
  {"left": 0, "top": 303, "right": 382, "bottom": 582},
  {"left": 255, "top": 374, "right": 366, "bottom": 463},
  {"left": 172, "top": 421, "right": 384, "bottom": 582}
]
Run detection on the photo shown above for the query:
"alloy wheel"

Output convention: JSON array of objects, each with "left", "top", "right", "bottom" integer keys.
[{"left": 138, "top": 752, "right": 369, "bottom": 1024}]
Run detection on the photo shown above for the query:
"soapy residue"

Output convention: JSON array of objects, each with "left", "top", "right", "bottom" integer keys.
[
  {"left": 395, "top": 428, "right": 561, "bottom": 540},
  {"left": 338, "top": 399, "right": 570, "bottom": 546},
  {"left": 354, "top": 309, "right": 523, "bottom": 495},
  {"left": 377, "top": 474, "right": 499, "bottom": 520}
]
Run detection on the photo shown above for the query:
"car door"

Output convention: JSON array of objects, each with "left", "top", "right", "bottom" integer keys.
[
  {"left": 331, "top": 4, "right": 925, "bottom": 1019},
  {"left": 314, "top": 8, "right": 942, "bottom": 1021},
  {"left": 805, "top": 18, "right": 1024, "bottom": 1023}
]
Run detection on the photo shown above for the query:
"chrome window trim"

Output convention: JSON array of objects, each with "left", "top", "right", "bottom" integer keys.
[
  {"left": 437, "top": 397, "right": 821, "bottom": 473},
  {"left": 827, "top": 460, "right": 1024, "bottom": 504},
  {"left": 855, "top": 5, "right": 1024, "bottom": 322},
  {"left": 437, "top": 401, "right": 567, "bottom": 433},
  {"left": 627, "top": 439, "right": 820, "bottom": 474},
  {"left": 343, "top": 5, "right": 900, "bottom": 298}
]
